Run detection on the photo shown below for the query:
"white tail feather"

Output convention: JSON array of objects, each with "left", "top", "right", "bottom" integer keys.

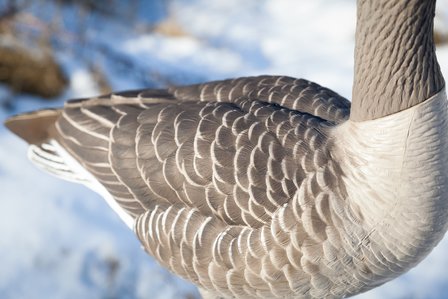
[{"left": 28, "top": 140, "right": 134, "bottom": 229}]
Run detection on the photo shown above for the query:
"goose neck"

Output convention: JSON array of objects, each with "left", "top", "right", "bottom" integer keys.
[{"left": 350, "top": 0, "right": 444, "bottom": 121}]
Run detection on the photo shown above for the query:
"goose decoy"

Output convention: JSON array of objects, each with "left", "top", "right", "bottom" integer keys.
[{"left": 4, "top": 0, "right": 448, "bottom": 298}]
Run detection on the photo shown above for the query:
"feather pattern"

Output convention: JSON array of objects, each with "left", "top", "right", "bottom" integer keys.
[
  {"left": 7, "top": 74, "right": 448, "bottom": 299},
  {"left": 50, "top": 76, "right": 361, "bottom": 298},
  {"left": 56, "top": 76, "right": 350, "bottom": 221}
]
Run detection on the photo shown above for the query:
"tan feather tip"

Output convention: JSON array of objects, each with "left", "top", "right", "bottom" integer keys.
[{"left": 4, "top": 109, "right": 60, "bottom": 144}]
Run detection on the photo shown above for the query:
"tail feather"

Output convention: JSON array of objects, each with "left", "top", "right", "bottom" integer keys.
[
  {"left": 5, "top": 108, "right": 135, "bottom": 229},
  {"left": 4, "top": 109, "right": 60, "bottom": 144},
  {"left": 5, "top": 109, "right": 88, "bottom": 184},
  {"left": 28, "top": 142, "right": 89, "bottom": 184}
]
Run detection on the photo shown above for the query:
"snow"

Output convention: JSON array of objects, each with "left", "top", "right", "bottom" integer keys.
[
  {"left": 1, "top": 0, "right": 448, "bottom": 298},
  {"left": 70, "top": 69, "right": 100, "bottom": 98}
]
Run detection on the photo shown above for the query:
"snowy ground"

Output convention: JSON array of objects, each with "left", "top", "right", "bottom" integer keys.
[{"left": 1, "top": 0, "right": 448, "bottom": 298}]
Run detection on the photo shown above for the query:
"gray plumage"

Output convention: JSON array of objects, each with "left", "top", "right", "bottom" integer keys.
[
  {"left": 55, "top": 76, "right": 350, "bottom": 223},
  {"left": 351, "top": 0, "right": 444, "bottom": 121},
  {"left": 5, "top": 1, "right": 448, "bottom": 298}
]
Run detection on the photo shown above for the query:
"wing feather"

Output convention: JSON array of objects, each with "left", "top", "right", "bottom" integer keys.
[
  {"left": 170, "top": 75, "right": 350, "bottom": 122},
  {"left": 52, "top": 76, "right": 346, "bottom": 223},
  {"left": 24, "top": 75, "right": 352, "bottom": 297}
]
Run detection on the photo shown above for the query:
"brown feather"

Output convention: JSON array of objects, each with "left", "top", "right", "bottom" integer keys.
[{"left": 4, "top": 109, "right": 60, "bottom": 144}]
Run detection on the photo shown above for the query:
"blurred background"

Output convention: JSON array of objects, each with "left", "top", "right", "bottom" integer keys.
[{"left": 1, "top": 0, "right": 448, "bottom": 298}]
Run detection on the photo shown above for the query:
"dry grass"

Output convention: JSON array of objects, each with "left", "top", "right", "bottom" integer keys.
[{"left": 0, "top": 45, "right": 67, "bottom": 98}]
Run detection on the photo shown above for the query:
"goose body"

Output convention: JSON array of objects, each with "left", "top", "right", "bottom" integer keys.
[{"left": 5, "top": 0, "right": 448, "bottom": 298}]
